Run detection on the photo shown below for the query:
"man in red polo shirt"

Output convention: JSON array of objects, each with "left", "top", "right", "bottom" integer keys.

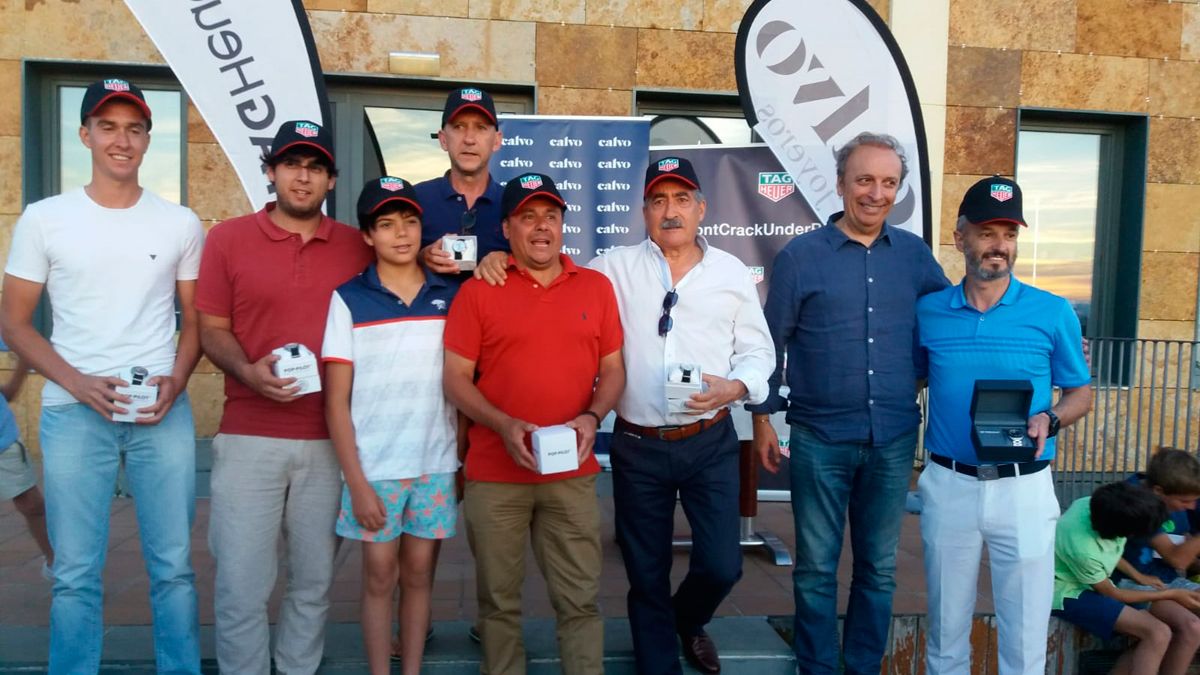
[
  {"left": 443, "top": 172, "right": 625, "bottom": 674},
  {"left": 195, "top": 120, "right": 371, "bottom": 674}
]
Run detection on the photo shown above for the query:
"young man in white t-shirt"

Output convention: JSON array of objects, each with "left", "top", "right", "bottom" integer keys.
[{"left": 0, "top": 79, "right": 204, "bottom": 675}]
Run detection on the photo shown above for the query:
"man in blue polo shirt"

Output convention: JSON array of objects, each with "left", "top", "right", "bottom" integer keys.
[
  {"left": 416, "top": 87, "right": 509, "bottom": 284},
  {"left": 916, "top": 176, "right": 1092, "bottom": 675}
]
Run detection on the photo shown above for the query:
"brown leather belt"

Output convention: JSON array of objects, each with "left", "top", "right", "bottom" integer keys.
[{"left": 615, "top": 407, "right": 730, "bottom": 442}]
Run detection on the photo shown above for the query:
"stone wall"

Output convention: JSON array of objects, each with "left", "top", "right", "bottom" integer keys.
[{"left": 941, "top": 0, "right": 1200, "bottom": 342}]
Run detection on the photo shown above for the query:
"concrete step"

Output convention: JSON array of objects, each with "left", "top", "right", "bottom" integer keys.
[{"left": 0, "top": 617, "right": 796, "bottom": 674}]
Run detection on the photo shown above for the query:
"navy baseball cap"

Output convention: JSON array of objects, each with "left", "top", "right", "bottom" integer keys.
[
  {"left": 442, "top": 87, "right": 497, "bottom": 127},
  {"left": 958, "top": 176, "right": 1026, "bottom": 227},
  {"left": 266, "top": 120, "right": 336, "bottom": 166},
  {"left": 644, "top": 156, "right": 701, "bottom": 197},
  {"left": 81, "top": 78, "right": 152, "bottom": 130},
  {"left": 357, "top": 176, "right": 422, "bottom": 225},
  {"left": 501, "top": 173, "right": 566, "bottom": 219}
]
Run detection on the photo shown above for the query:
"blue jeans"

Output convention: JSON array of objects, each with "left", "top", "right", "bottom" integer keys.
[
  {"left": 41, "top": 395, "right": 199, "bottom": 675},
  {"left": 789, "top": 425, "right": 918, "bottom": 675}
]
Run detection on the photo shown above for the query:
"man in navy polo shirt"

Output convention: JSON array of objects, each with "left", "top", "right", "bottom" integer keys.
[
  {"left": 916, "top": 176, "right": 1092, "bottom": 675},
  {"left": 416, "top": 87, "right": 509, "bottom": 284},
  {"left": 749, "top": 132, "right": 948, "bottom": 674}
]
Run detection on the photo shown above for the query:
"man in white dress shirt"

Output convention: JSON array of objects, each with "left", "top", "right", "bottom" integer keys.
[{"left": 588, "top": 156, "right": 775, "bottom": 675}]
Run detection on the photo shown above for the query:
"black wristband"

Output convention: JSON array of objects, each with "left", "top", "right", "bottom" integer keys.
[{"left": 579, "top": 410, "right": 602, "bottom": 425}]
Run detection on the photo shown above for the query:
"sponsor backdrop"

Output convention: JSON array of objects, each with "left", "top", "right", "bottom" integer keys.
[
  {"left": 492, "top": 117, "right": 822, "bottom": 305},
  {"left": 490, "top": 115, "right": 650, "bottom": 260},
  {"left": 124, "top": 0, "right": 329, "bottom": 210},
  {"left": 650, "top": 144, "right": 820, "bottom": 304},
  {"left": 735, "top": 0, "right": 931, "bottom": 242}
]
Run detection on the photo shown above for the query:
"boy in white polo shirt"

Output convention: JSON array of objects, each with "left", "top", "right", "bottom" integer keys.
[{"left": 323, "top": 177, "right": 461, "bottom": 675}]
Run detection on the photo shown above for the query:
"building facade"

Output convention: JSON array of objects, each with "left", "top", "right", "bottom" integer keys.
[{"left": 1, "top": 0, "right": 1196, "bottom": 450}]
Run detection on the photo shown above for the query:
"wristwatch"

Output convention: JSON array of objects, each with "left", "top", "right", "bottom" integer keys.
[{"left": 1040, "top": 409, "right": 1060, "bottom": 438}]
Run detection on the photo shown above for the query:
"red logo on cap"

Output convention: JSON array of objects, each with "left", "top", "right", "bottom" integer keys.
[
  {"left": 295, "top": 122, "right": 319, "bottom": 138},
  {"left": 104, "top": 79, "right": 130, "bottom": 92},
  {"left": 380, "top": 177, "right": 404, "bottom": 192},
  {"left": 990, "top": 184, "right": 1014, "bottom": 202},
  {"left": 658, "top": 158, "right": 679, "bottom": 172},
  {"left": 461, "top": 88, "right": 483, "bottom": 102},
  {"left": 520, "top": 175, "right": 543, "bottom": 190}
]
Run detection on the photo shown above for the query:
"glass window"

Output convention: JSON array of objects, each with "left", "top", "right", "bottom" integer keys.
[
  {"left": 58, "top": 85, "right": 185, "bottom": 202},
  {"left": 1014, "top": 130, "right": 1101, "bottom": 331},
  {"left": 325, "top": 84, "right": 532, "bottom": 225},
  {"left": 1015, "top": 111, "right": 1148, "bottom": 372},
  {"left": 645, "top": 114, "right": 755, "bottom": 146},
  {"left": 364, "top": 106, "right": 445, "bottom": 182},
  {"left": 637, "top": 94, "right": 755, "bottom": 147}
]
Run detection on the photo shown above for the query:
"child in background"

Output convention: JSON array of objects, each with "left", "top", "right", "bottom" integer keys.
[
  {"left": 0, "top": 351, "right": 53, "bottom": 578},
  {"left": 1054, "top": 482, "right": 1200, "bottom": 675},
  {"left": 1116, "top": 448, "right": 1200, "bottom": 592},
  {"left": 323, "top": 177, "right": 462, "bottom": 675}
]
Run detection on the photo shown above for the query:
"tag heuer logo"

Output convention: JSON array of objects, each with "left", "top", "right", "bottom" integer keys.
[
  {"left": 460, "top": 88, "right": 483, "bottom": 102},
  {"left": 658, "top": 158, "right": 679, "bottom": 172},
  {"left": 103, "top": 79, "right": 130, "bottom": 92},
  {"left": 757, "top": 172, "right": 795, "bottom": 203},
  {"left": 747, "top": 266, "right": 765, "bottom": 284},
  {"left": 295, "top": 122, "right": 319, "bottom": 138},
  {"left": 520, "top": 175, "right": 542, "bottom": 190},
  {"left": 990, "top": 184, "right": 1014, "bottom": 202},
  {"left": 379, "top": 177, "right": 404, "bottom": 192}
]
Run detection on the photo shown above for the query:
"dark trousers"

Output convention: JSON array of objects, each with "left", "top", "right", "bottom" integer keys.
[{"left": 611, "top": 416, "right": 742, "bottom": 675}]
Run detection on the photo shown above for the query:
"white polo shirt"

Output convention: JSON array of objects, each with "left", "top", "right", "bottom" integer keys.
[
  {"left": 589, "top": 236, "right": 775, "bottom": 428},
  {"left": 5, "top": 188, "right": 204, "bottom": 405},
  {"left": 322, "top": 265, "right": 459, "bottom": 482}
]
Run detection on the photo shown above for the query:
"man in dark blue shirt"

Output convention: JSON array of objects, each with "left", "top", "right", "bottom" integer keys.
[
  {"left": 748, "top": 132, "right": 948, "bottom": 675},
  {"left": 416, "top": 87, "right": 509, "bottom": 284}
]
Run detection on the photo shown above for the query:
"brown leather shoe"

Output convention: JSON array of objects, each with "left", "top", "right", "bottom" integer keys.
[{"left": 679, "top": 631, "right": 721, "bottom": 673}]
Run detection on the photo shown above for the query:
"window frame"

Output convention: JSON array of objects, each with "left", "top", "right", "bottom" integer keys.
[
  {"left": 323, "top": 75, "right": 533, "bottom": 225},
  {"left": 21, "top": 61, "right": 190, "bottom": 335},
  {"left": 1014, "top": 108, "right": 1148, "bottom": 344},
  {"left": 23, "top": 61, "right": 190, "bottom": 208},
  {"left": 635, "top": 90, "right": 759, "bottom": 146}
]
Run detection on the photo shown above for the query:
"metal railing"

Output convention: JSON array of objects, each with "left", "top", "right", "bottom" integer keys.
[{"left": 1053, "top": 338, "right": 1200, "bottom": 503}]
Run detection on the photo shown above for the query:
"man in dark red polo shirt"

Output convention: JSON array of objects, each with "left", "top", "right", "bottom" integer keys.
[
  {"left": 443, "top": 173, "right": 625, "bottom": 675},
  {"left": 195, "top": 120, "right": 371, "bottom": 675}
]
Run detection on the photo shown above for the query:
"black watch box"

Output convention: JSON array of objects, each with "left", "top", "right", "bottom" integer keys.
[{"left": 970, "top": 379, "right": 1036, "bottom": 463}]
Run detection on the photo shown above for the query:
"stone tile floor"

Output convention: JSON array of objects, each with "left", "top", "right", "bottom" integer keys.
[{"left": 0, "top": 469, "right": 995, "bottom": 631}]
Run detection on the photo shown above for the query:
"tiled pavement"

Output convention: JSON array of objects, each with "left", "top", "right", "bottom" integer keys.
[{"left": 0, "top": 467, "right": 998, "bottom": 670}]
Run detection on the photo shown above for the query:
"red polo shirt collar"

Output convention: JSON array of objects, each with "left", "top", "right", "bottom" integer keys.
[{"left": 255, "top": 202, "right": 337, "bottom": 242}]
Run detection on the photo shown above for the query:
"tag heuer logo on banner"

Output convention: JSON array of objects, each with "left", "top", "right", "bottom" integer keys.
[
  {"left": 104, "top": 79, "right": 131, "bottom": 92},
  {"left": 658, "top": 158, "right": 679, "bottom": 172},
  {"left": 520, "top": 175, "right": 542, "bottom": 190},
  {"left": 379, "top": 177, "right": 404, "bottom": 192},
  {"left": 461, "top": 88, "right": 483, "bottom": 102},
  {"left": 757, "top": 172, "right": 795, "bottom": 203},
  {"left": 747, "top": 266, "right": 765, "bottom": 284},
  {"left": 294, "top": 122, "right": 319, "bottom": 138},
  {"left": 990, "top": 184, "right": 1014, "bottom": 202}
]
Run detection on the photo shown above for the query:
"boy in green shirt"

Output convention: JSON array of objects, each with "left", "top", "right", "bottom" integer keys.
[{"left": 1055, "top": 482, "right": 1200, "bottom": 675}]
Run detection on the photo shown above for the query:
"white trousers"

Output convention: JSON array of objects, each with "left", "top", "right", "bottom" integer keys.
[{"left": 919, "top": 460, "right": 1060, "bottom": 675}]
